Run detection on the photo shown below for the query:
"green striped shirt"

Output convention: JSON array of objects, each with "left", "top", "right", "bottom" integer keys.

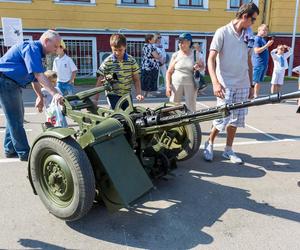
[{"left": 97, "top": 53, "right": 140, "bottom": 96}]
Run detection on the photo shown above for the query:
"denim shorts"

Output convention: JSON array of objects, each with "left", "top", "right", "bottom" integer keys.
[{"left": 253, "top": 66, "right": 267, "bottom": 83}]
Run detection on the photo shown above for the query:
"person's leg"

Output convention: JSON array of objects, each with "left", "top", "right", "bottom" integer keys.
[
  {"left": 57, "top": 81, "right": 65, "bottom": 95},
  {"left": 277, "top": 85, "right": 282, "bottom": 93},
  {"left": 254, "top": 82, "right": 260, "bottom": 98},
  {"left": 65, "top": 83, "right": 75, "bottom": 95},
  {"left": 0, "top": 78, "right": 30, "bottom": 160},
  {"left": 183, "top": 85, "right": 197, "bottom": 112},
  {"left": 106, "top": 94, "right": 121, "bottom": 110},
  {"left": 226, "top": 125, "right": 237, "bottom": 147},
  {"left": 149, "top": 68, "right": 159, "bottom": 96},
  {"left": 271, "top": 71, "right": 277, "bottom": 94},
  {"left": 222, "top": 88, "right": 249, "bottom": 164},
  {"left": 141, "top": 69, "right": 148, "bottom": 97},
  {"left": 169, "top": 84, "right": 184, "bottom": 105},
  {"left": 253, "top": 67, "right": 261, "bottom": 98},
  {"left": 203, "top": 89, "right": 232, "bottom": 162}
]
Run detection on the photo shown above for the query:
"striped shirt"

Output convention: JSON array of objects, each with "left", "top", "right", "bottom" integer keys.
[{"left": 97, "top": 53, "right": 140, "bottom": 96}]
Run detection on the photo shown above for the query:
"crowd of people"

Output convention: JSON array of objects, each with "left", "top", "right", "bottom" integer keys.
[{"left": 0, "top": 2, "right": 299, "bottom": 163}]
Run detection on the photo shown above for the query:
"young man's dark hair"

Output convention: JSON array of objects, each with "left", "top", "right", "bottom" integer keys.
[
  {"left": 236, "top": 2, "right": 259, "bottom": 19},
  {"left": 110, "top": 33, "right": 127, "bottom": 48}
]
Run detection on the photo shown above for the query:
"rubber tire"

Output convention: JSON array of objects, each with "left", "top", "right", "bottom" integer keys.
[
  {"left": 30, "top": 137, "right": 95, "bottom": 221},
  {"left": 176, "top": 123, "right": 202, "bottom": 161}
]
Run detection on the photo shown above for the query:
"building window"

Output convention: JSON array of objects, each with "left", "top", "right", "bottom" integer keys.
[
  {"left": 121, "top": 0, "right": 148, "bottom": 4},
  {"left": 228, "top": 0, "right": 258, "bottom": 9},
  {"left": 64, "top": 38, "right": 97, "bottom": 77},
  {"left": 117, "top": 0, "right": 155, "bottom": 7},
  {"left": 178, "top": 0, "right": 203, "bottom": 7},
  {"left": 175, "top": 0, "right": 208, "bottom": 9},
  {"left": 54, "top": 0, "right": 96, "bottom": 5}
]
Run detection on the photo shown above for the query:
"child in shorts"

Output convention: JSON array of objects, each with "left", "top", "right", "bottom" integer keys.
[{"left": 270, "top": 45, "right": 292, "bottom": 93}]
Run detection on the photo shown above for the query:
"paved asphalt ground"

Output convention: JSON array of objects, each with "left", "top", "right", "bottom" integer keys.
[{"left": 0, "top": 82, "right": 300, "bottom": 249}]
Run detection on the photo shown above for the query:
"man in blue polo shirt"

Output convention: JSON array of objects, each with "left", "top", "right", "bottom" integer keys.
[
  {"left": 252, "top": 24, "right": 274, "bottom": 98},
  {"left": 0, "top": 30, "right": 63, "bottom": 161}
]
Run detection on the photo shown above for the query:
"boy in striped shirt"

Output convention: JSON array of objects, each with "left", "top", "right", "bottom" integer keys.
[{"left": 94, "top": 33, "right": 144, "bottom": 109}]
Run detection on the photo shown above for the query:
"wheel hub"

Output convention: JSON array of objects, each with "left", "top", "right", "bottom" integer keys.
[{"left": 41, "top": 154, "right": 74, "bottom": 207}]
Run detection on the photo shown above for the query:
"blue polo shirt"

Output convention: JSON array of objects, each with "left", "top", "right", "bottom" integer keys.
[
  {"left": 252, "top": 36, "right": 269, "bottom": 68},
  {"left": 0, "top": 40, "right": 45, "bottom": 86}
]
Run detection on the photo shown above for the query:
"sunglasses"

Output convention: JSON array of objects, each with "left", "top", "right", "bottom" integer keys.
[
  {"left": 250, "top": 16, "right": 256, "bottom": 23},
  {"left": 157, "top": 37, "right": 162, "bottom": 39}
]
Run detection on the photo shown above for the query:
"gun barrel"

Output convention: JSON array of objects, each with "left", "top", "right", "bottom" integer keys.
[
  {"left": 227, "top": 90, "right": 300, "bottom": 111},
  {"left": 135, "top": 90, "right": 300, "bottom": 128},
  {"left": 65, "top": 84, "right": 111, "bottom": 102}
]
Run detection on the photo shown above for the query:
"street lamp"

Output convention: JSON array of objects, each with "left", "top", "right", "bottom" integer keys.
[{"left": 288, "top": 0, "right": 299, "bottom": 76}]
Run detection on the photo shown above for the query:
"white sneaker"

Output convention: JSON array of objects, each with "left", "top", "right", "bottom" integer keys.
[
  {"left": 222, "top": 149, "right": 243, "bottom": 164},
  {"left": 203, "top": 141, "right": 213, "bottom": 161}
]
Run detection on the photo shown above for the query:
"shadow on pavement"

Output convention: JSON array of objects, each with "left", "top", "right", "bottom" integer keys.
[
  {"left": 18, "top": 239, "right": 65, "bottom": 250},
  {"left": 201, "top": 131, "right": 300, "bottom": 141},
  {"left": 67, "top": 153, "right": 300, "bottom": 249}
]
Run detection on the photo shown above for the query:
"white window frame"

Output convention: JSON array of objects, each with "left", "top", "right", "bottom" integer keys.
[
  {"left": 226, "top": 0, "right": 259, "bottom": 11},
  {"left": 117, "top": 0, "right": 155, "bottom": 8},
  {"left": 174, "top": 0, "right": 209, "bottom": 10},
  {"left": 0, "top": 0, "right": 31, "bottom": 3},
  {"left": 54, "top": 0, "right": 96, "bottom": 6},
  {"left": 0, "top": 35, "right": 32, "bottom": 40},
  {"left": 61, "top": 36, "right": 97, "bottom": 77}
]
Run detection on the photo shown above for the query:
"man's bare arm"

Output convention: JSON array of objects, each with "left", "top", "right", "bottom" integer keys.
[
  {"left": 254, "top": 40, "right": 274, "bottom": 54},
  {"left": 208, "top": 50, "right": 225, "bottom": 99},
  {"left": 132, "top": 73, "right": 142, "bottom": 96}
]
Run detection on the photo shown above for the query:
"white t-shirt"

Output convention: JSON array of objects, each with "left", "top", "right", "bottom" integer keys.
[
  {"left": 210, "top": 22, "right": 250, "bottom": 89},
  {"left": 53, "top": 54, "right": 78, "bottom": 82}
]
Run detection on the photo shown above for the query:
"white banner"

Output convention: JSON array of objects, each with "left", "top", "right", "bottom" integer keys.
[{"left": 1, "top": 17, "right": 23, "bottom": 47}]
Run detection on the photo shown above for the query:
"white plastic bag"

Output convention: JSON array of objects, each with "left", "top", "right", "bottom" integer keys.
[{"left": 45, "top": 100, "right": 68, "bottom": 127}]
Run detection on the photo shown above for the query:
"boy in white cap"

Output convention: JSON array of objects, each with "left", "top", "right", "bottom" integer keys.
[{"left": 53, "top": 40, "right": 78, "bottom": 96}]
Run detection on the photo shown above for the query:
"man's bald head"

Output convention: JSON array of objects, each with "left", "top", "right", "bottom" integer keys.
[{"left": 40, "top": 30, "right": 61, "bottom": 54}]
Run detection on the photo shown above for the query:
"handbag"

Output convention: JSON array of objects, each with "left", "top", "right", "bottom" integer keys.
[{"left": 193, "top": 50, "right": 207, "bottom": 91}]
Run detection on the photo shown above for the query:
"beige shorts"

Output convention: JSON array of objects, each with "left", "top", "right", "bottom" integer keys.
[{"left": 169, "top": 84, "right": 197, "bottom": 112}]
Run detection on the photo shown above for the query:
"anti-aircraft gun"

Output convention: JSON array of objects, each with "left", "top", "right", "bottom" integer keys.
[{"left": 27, "top": 74, "right": 300, "bottom": 221}]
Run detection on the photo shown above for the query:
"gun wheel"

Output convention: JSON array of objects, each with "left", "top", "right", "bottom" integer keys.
[
  {"left": 155, "top": 104, "right": 202, "bottom": 161},
  {"left": 29, "top": 137, "right": 95, "bottom": 221},
  {"left": 176, "top": 123, "right": 201, "bottom": 161}
]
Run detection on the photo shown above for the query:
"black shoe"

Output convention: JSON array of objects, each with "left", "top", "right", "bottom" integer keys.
[
  {"left": 19, "top": 154, "right": 29, "bottom": 162},
  {"left": 5, "top": 152, "right": 18, "bottom": 158}
]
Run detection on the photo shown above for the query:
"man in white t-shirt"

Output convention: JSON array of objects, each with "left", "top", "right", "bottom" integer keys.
[
  {"left": 203, "top": 3, "right": 259, "bottom": 164},
  {"left": 52, "top": 40, "right": 78, "bottom": 96}
]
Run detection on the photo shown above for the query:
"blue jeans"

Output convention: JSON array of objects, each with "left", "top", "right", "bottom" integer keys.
[
  {"left": 57, "top": 81, "right": 75, "bottom": 96},
  {"left": 0, "top": 76, "right": 30, "bottom": 158}
]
